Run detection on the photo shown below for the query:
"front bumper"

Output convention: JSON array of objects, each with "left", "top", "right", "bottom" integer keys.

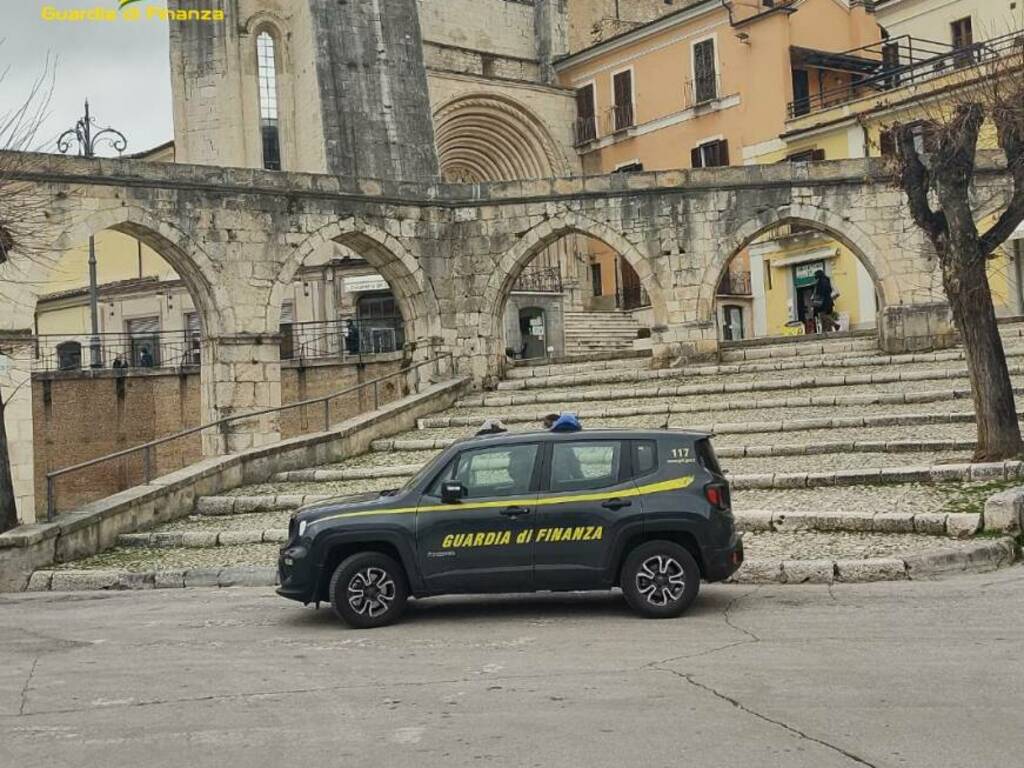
[
  {"left": 276, "top": 547, "right": 316, "bottom": 603},
  {"left": 702, "top": 533, "right": 744, "bottom": 582}
]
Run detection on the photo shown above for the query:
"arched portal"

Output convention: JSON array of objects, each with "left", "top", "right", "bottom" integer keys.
[
  {"left": 0, "top": 206, "right": 219, "bottom": 524},
  {"left": 702, "top": 206, "right": 897, "bottom": 341},
  {"left": 433, "top": 93, "right": 569, "bottom": 182},
  {"left": 482, "top": 213, "right": 668, "bottom": 372}
]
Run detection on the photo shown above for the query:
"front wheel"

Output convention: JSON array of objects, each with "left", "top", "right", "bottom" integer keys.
[
  {"left": 329, "top": 552, "right": 409, "bottom": 628},
  {"left": 620, "top": 541, "right": 700, "bottom": 618}
]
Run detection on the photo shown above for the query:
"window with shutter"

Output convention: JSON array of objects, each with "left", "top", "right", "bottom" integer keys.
[
  {"left": 692, "top": 140, "right": 729, "bottom": 168},
  {"left": 879, "top": 129, "right": 896, "bottom": 157},
  {"left": 612, "top": 70, "right": 634, "bottom": 131},
  {"left": 184, "top": 312, "right": 202, "bottom": 365},
  {"left": 951, "top": 17, "right": 974, "bottom": 67},
  {"left": 787, "top": 148, "right": 824, "bottom": 163},
  {"left": 692, "top": 39, "right": 717, "bottom": 103},
  {"left": 575, "top": 84, "right": 597, "bottom": 144},
  {"left": 126, "top": 316, "right": 161, "bottom": 367}
]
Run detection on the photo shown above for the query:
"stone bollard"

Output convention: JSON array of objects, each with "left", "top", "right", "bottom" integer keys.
[{"left": 983, "top": 488, "right": 1024, "bottom": 535}]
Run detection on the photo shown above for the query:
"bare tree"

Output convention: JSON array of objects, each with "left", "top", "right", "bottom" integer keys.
[
  {"left": 886, "top": 37, "right": 1024, "bottom": 461},
  {"left": 0, "top": 52, "right": 56, "bottom": 532}
]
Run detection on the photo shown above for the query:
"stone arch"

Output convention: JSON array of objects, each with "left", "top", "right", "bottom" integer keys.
[
  {"left": 697, "top": 203, "right": 899, "bottom": 327},
  {"left": 433, "top": 93, "right": 570, "bottom": 182},
  {"left": 482, "top": 212, "right": 669, "bottom": 344},
  {"left": 274, "top": 220, "right": 440, "bottom": 348}
]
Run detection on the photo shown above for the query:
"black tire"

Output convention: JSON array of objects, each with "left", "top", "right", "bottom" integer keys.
[
  {"left": 620, "top": 540, "right": 701, "bottom": 619},
  {"left": 329, "top": 551, "right": 409, "bottom": 628}
]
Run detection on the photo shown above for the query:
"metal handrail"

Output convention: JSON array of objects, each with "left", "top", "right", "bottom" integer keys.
[{"left": 44, "top": 352, "right": 455, "bottom": 520}]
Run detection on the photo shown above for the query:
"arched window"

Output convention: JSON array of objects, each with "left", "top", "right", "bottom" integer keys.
[{"left": 256, "top": 31, "right": 281, "bottom": 170}]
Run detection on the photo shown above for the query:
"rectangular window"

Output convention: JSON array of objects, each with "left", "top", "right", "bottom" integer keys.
[
  {"left": 632, "top": 441, "right": 658, "bottom": 477},
  {"left": 550, "top": 441, "right": 622, "bottom": 493},
  {"left": 614, "top": 162, "right": 644, "bottom": 173},
  {"left": 575, "top": 84, "right": 597, "bottom": 144},
  {"left": 279, "top": 300, "right": 295, "bottom": 360},
  {"left": 691, "top": 139, "right": 729, "bottom": 168},
  {"left": 590, "top": 263, "right": 603, "bottom": 297},
  {"left": 184, "top": 311, "right": 201, "bottom": 366},
  {"left": 787, "top": 148, "right": 825, "bottom": 163},
  {"left": 612, "top": 70, "right": 634, "bottom": 131},
  {"left": 126, "top": 316, "right": 161, "bottom": 367},
  {"left": 951, "top": 17, "right": 974, "bottom": 67},
  {"left": 692, "top": 39, "right": 717, "bottom": 103},
  {"left": 791, "top": 69, "right": 810, "bottom": 116}
]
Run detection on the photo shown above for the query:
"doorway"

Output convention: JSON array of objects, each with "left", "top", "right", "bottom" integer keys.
[{"left": 518, "top": 307, "right": 548, "bottom": 360}]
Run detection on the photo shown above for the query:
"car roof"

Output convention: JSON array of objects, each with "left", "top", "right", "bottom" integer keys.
[{"left": 459, "top": 427, "right": 712, "bottom": 446}]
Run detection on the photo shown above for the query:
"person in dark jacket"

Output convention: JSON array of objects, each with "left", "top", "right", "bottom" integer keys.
[{"left": 811, "top": 269, "right": 838, "bottom": 333}]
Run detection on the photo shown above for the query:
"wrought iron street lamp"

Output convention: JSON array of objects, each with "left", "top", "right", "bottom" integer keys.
[{"left": 56, "top": 101, "right": 128, "bottom": 368}]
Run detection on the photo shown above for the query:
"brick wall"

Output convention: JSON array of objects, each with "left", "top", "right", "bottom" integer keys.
[{"left": 33, "top": 356, "right": 405, "bottom": 517}]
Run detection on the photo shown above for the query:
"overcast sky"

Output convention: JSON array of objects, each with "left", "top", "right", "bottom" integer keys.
[{"left": 1, "top": 1, "right": 172, "bottom": 156}]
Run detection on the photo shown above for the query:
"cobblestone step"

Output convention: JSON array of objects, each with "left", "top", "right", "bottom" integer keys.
[
  {"left": 191, "top": 460, "right": 1024, "bottom": 516},
  {"left": 498, "top": 349, "right": 1024, "bottom": 391},
  {"left": 469, "top": 365, "right": 1022, "bottom": 407},
  {"left": 506, "top": 355, "right": 651, "bottom": 380},
  {"left": 720, "top": 337, "right": 879, "bottom": 362},
  {"left": 27, "top": 536, "right": 1016, "bottom": 591}
]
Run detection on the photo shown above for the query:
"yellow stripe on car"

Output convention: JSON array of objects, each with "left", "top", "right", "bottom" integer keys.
[{"left": 312, "top": 475, "right": 695, "bottom": 525}]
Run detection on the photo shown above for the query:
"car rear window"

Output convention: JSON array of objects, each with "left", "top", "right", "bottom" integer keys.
[
  {"left": 694, "top": 438, "right": 722, "bottom": 475},
  {"left": 633, "top": 440, "right": 657, "bottom": 477},
  {"left": 550, "top": 440, "right": 622, "bottom": 493}
]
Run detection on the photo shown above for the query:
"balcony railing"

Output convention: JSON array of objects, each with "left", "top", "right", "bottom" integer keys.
[
  {"left": 685, "top": 73, "right": 721, "bottom": 108},
  {"left": 512, "top": 265, "right": 562, "bottom": 294},
  {"left": 34, "top": 330, "right": 201, "bottom": 372},
  {"left": 717, "top": 271, "right": 752, "bottom": 296},
  {"left": 574, "top": 116, "right": 597, "bottom": 146},
  {"left": 33, "top": 316, "right": 407, "bottom": 373},
  {"left": 612, "top": 103, "right": 634, "bottom": 132},
  {"left": 786, "top": 30, "right": 1024, "bottom": 119}
]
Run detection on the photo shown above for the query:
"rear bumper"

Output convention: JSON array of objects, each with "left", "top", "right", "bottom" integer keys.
[{"left": 702, "top": 533, "right": 744, "bottom": 582}]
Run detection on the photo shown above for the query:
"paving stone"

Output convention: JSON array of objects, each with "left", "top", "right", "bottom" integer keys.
[
  {"left": 26, "top": 571, "right": 53, "bottom": 592},
  {"left": 913, "top": 513, "right": 949, "bottom": 535},
  {"left": 50, "top": 571, "right": 121, "bottom": 591},
  {"left": 734, "top": 510, "right": 773, "bottom": 532},
  {"left": 781, "top": 559, "right": 835, "bottom": 584},
  {"left": 181, "top": 531, "right": 219, "bottom": 548},
  {"left": 218, "top": 566, "right": 277, "bottom": 588},
  {"left": 969, "top": 462, "right": 1006, "bottom": 481},
  {"left": 869, "top": 513, "right": 916, "bottom": 533},
  {"left": 183, "top": 568, "right": 222, "bottom": 588},
  {"left": 728, "top": 559, "right": 784, "bottom": 584},
  {"left": 117, "top": 572, "right": 155, "bottom": 590},
  {"left": 835, "top": 558, "right": 907, "bottom": 582},
  {"left": 218, "top": 531, "right": 264, "bottom": 546},
  {"left": 903, "top": 549, "right": 968, "bottom": 579},
  {"left": 945, "top": 513, "right": 981, "bottom": 539},
  {"left": 983, "top": 488, "right": 1024, "bottom": 533},
  {"left": 152, "top": 532, "right": 184, "bottom": 548},
  {"left": 262, "top": 529, "right": 290, "bottom": 543},
  {"left": 118, "top": 534, "right": 153, "bottom": 548},
  {"left": 154, "top": 570, "right": 186, "bottom": 589}
]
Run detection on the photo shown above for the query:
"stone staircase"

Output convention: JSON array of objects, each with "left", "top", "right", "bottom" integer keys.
[
  {"left": 562, "top": 309, "right": 642, "bottom": 355},
  {"left": 31, "top": 326, "right": 1024, "bottom": 591}
]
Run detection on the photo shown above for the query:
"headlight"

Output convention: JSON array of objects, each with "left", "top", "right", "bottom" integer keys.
[{"left": 298, "top": 520, "right": 308, "bottom": 537}]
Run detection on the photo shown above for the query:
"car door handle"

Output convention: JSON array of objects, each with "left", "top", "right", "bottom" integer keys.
[
  {"left": 500, "top": 506, "right": 531, "bottom": 518},
  {"left": 602, "top": 498, "right": 632, "bottom": 510}
]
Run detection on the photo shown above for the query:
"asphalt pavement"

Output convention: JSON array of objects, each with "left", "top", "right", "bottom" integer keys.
[{"left": 2, "top": 570, "right": 1023, "bottom": 768}]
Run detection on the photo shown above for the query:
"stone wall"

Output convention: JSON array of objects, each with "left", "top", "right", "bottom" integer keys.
[
  {"left": 32, "top": 356, "right": 406, "bottom": 520},
  {"left": 0, "top": 333, "right": 35, "bottom": 523}
]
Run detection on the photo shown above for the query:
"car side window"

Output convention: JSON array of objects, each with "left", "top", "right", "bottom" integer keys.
[
  {"left": 431, "top": 444, "right": 539, "bottom": 499},
  {"left": 550, "top": 441, "right": 622, "bottom": 493},
  {"left": 633, "top": 441, "right": 657, "bottom": 477}
]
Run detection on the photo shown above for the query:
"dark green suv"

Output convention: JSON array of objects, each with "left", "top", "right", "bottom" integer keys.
[{"left": 278, "top": 428, "right": 743, "bottom": 627}]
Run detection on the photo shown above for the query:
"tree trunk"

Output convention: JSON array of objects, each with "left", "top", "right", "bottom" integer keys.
[
  {"left": 944, "top": 251, "right": 1023, "bottom": 461},
  {"left": 0, "top": 395, "right": 19, "bottom": 533}
]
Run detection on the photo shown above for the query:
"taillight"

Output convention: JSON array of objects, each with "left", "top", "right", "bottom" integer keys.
[{"left": 705, "top": 482, "right": 729, "bottom": 510}]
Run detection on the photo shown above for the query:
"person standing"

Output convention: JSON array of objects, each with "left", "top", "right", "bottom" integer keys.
[{"left": 811, "top": 269, "right": 838, "bottom": 333}]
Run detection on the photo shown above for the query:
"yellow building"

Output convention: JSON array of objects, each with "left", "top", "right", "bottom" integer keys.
[
  {"left": 554, "top": 0, "right": 883, "bottom": 339},
  {"left": 775, "top": 2, "right": 1024, "bottom": 316}
]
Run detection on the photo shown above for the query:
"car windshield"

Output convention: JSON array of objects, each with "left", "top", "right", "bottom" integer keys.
[{"left": 397, "top": 449, "right": 451, "bottom": 493}]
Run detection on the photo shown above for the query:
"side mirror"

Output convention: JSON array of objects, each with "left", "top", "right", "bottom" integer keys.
[{"left": 440, "top": 481, "right": 467, "bottom": 504}]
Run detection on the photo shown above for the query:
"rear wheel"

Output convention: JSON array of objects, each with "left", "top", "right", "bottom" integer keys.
[
  {"left": 329, "top": 552, "right": 409, "bottom": 628},
  {"left": 620, "top": 540, "right": 700, "bottom": 619}
]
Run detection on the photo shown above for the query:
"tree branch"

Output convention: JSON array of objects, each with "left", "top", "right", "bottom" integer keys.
[
  {"left": 980, "top": 84, "right": 1024, "bottom": 255},
  {"left": 896, "top": 124, "right": 946, "bottom": 244}
]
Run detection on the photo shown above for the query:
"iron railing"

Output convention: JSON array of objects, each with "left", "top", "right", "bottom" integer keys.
[
  {"left": 612, "top": 103, "right": 634, "bottom": 132},
  {"left": 34, "top": 330, "right": 201, "bottom": 372},
  {"left": 617, "top": 284, "right": 651, "bottom": 311},
  {"left": 33, "top": 316, "right": 408, "bottom": 372},
  {"left": 281, "top": 317, "right": 405, "bottom": 361},
  {"left": 786, "top": 30, "right": 1024, "bottom": 118},
  {"left": 685, "top": 73, "right": 721, "bottom": 108},
  {"left": 574, "top": 116, "right": 597, "bottom": 146},
  {"left": 44, "top": 353, "right": 454, "bottom": 519},
  {"left": 717, "top": 271, "right": 752, "bottom": 296},
  {"left": 512, "top": 266, "right": 563, "bottom": 294}
]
